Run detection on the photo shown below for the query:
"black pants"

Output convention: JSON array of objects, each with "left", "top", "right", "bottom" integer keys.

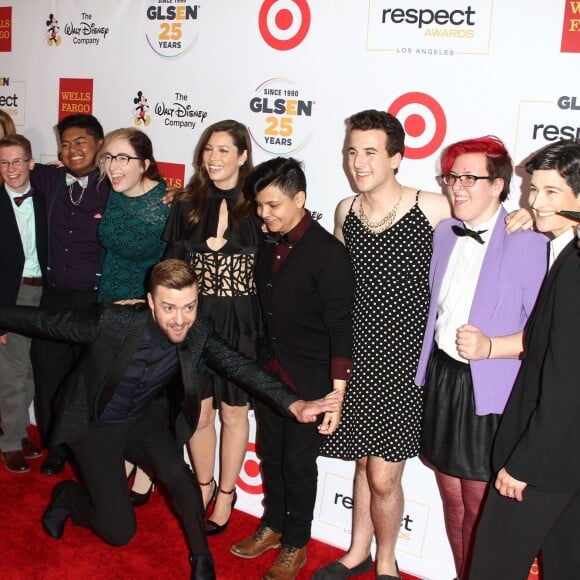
[
  {"left": 31, "top": 286, "right": 98, "bottom": 448},
  {"left": 255, "top": 400, "right": 323, "bottom": 548},
  {"left": 469, "top": 484, "right": 580, "bottom": 579},
  {"left": 66, "top": 404, "right": 208, "bottom": 555}
]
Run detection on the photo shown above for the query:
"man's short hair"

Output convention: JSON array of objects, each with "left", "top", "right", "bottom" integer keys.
[
  {"left": 525, "top": 140, "right": 580, "bottom": 197},
  {"left": 247, "top": 156, "right": 306, "bottom": 200},
  {"left": 0, "top": 133, "right": 32, "bottom": 158},
  {"left": 56, "top": 114, "right": 104, "bottom": 141},
  {"left": 441, "top": 135, "right": 512, "bottom": 201},
  {"left": 149, "top": 259, "right": 198, "bottom": 293},
  {"left": 348, "top": 109, "right": 405, "bottom": 158}
]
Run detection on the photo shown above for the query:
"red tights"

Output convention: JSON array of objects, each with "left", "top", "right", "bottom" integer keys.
[{"left": 435, "top": 470, "right": 488, "bottom": 579}]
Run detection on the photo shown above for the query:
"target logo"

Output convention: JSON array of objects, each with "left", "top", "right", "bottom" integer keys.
[
  {"left": 259, "top": 0, "right": 311, "bottom": 51},
  {"left": 237, "top": 442, "right": 263, "bottom": 494},
  {"left": 387, "top": 92, "right": 446, "bottom": 159}
]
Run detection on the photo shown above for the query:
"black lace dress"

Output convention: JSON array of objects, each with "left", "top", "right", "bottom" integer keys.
[{"left": 163, "top": 184, "right": 263, "bottom": 406}]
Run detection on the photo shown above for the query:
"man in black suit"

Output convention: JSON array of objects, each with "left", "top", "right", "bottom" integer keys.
[
  {"left": 0, "top": 134, "right": 46, "bottom": 472},
  {"left": 230, "top": 157, "right": 354, "bottom": 580},
  {"left": 469, "top": 140, "right": 580, "bottom": 580},
  {"left": 0, "top": 258, "right": 341, "bottom": 580}
]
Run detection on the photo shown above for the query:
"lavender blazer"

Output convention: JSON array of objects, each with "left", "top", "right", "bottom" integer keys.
[{"left": 414, "top": 206, "right": 548, "bottom": 415}]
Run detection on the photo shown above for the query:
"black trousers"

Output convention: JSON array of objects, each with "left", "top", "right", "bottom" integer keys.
[
  {"left": 66, "top": 404, "right": 208, "bottom": 555},
  {"left": 469, "top": 484, "right": 580, "bottom": 579},
  {"left": 254, "top": 400, "right": 323, "bottom": 548},
  {"left": 31, "top": 286, "right": 98, "bottom": 448}
]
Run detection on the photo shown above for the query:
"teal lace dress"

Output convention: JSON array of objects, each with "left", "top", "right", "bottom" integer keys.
[{"left": 98, "top": 180, "right": 169, "bottom": 302}]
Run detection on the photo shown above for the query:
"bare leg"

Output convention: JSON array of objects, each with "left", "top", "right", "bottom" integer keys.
[
  {"left": 209, "top": 402, "right": 249, "bottom": 525},
  {"left": 188, "top": 397, "right": 217, "bottom": 508}
]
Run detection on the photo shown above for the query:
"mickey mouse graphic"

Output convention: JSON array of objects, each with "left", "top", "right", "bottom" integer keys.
[
  {"left": 46, "top": 14, "right": 61, "bottom": 46},
  {"left": 133, "top": 91, "right": 151, "bottom": 126}
]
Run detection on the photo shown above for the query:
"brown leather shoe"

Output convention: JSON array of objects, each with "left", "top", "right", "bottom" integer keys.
[
  {"left": 230, "top": 526, "right": 282, "bottom": 559},
  {"left": 2, "top": 450, "right": 30, "bottom": 473},
  {"left": 21, "top": 437, "right": 42, "bottom": 459},
  {"left": 262, "top": 546, "right": 306, "bottom": 580}
]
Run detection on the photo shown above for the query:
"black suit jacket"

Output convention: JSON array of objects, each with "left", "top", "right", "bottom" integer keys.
[
  {"left": 0, "top": 303, "right": 298, "bottom": 446},
  {"left": 492, "top": 239, "right": 580, "bottom": 491},
  {"left": 255, "top": 219, "right": 354, "bottom": 399},
  {"left": 0, "top": 182, "right": 48, "bottom": 307}
]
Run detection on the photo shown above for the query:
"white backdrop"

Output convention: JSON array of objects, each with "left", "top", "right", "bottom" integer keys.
[{"left": 3, "top": 1, "right": 577, "bottom": 577}]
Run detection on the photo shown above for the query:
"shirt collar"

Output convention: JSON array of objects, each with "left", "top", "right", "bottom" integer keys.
[
  {"left": 550, "top": 227, "right": 575, "bottom": 267},
  {"left": 285, "top": 211, "right": 312, "bottom": 245},
  {"left": 462, "top": 205, "right": 501, "bottom": 244}
]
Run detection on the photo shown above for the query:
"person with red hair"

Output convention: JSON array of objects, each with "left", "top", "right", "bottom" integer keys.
[{"left": 415, "top": 136, "right": 547, "bottom": 579}]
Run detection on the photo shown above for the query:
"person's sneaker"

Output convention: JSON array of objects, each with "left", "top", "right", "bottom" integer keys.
[
  {"left": 230, "top": 526, "right": 282, "bottom": 558},
  {"left": 262, "top": 545, "right": 306, "bottom": 580}
]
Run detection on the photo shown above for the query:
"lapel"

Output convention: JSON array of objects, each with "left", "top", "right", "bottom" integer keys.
[{"left": 430, "top": 218, "right": 460, "bottom": 297}]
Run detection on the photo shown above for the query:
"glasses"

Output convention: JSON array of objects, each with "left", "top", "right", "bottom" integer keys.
[
  {"left": 0, "top": 158, "right": 31, "bottom": 169},
  {"left": 100, "top": 153, "right": 141, "bottom": 166},
  {"left": 441, "top": 173, "right": 491, "bottom": 187}
]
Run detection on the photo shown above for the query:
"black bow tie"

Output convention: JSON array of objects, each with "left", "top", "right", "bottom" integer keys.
[
  {"left": 263, "top": 232, "right": 293, "bottom": 246},
  {"left": 452, "top": 224, "right": 487, "bottom": 244},
  {"left": 13, "top": 190, "right": 35, "bottom": 207}
]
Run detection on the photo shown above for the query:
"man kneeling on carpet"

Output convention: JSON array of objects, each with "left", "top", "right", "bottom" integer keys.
[{"left": 0, "top": 258, "right": 342, "bottom": 580}]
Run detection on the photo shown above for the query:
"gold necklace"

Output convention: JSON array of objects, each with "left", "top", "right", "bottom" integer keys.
[{"left": 358, "top": 186, "right": 404, "bottom": 234}]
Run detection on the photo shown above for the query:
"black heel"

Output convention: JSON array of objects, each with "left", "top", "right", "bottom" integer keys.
[
  {"left": 205, "top": 488, "right": 237, "bottom": 535},
  {"left": 199, "top": 477, "right": 218, "bottom": 513},
  {"left": 130, "top": 481, "right": 154, "bottom": 507}
]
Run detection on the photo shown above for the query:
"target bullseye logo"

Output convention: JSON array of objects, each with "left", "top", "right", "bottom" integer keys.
[
  {"left": 388, "top": 92, "right": 446, "bottom": 159},
  {"left": 259, "top": 0, "right": 311, "bottom": 51},
  {"left": 237, "top": 442, "right": 263, "bottom": 494}
]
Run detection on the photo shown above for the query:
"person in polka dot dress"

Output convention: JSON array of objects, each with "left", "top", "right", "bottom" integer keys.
[{"left": 314, "top": 110, "right": 532, "bottom": 580}]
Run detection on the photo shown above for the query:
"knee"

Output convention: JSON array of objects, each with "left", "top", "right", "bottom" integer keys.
[
  {"left": 103, "top": 520, "right": 136, "bottom": 547},
  {"left": 219, "top": 405, "right": 249, "bottom": 430}
]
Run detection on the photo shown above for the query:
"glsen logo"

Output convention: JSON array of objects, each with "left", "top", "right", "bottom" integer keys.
[
  {"left": 152, "top": 90, "right": 208, "bottom": 130},
  {"left": 259, "top": 0, "right": 311, "bottom": 51},
  {"left": 387, "top": 92, "right": 446, "bottom": 159},
  {"left": 63, "top": 12, "right": 109, "bottom": 46},
  {"left": 145, "top": 1, "right": 200, "bottom": 57},
  {"left": 157, "top": 161, "right": 185, "bottom": 190},
  {"left": 248, "top": 78, "right": 315, "bottom": 154},
  {"left": 0, "top": 7, "right": 12, "bottom": 52},
  {"left": 561, "top": 1, "right": 580, "bottom": 52},
  {"left": 58, "top": 78, "right": 93, "bottom": 121},
  {"left": 238, "top": 442, "right": 263, "bottom": 494}
]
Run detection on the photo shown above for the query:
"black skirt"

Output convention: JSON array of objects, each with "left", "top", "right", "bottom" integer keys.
[{"left": 421, "top": 348, "right": 500, "bottom": 481}]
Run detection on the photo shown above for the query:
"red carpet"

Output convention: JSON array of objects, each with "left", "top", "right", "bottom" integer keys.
[{"left": 1, "top": 428, "right": 421, "bottom": 579}]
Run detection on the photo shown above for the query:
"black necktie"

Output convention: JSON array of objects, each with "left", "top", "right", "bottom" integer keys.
[
  {"left": 263, "top": 232, "right": 293, "bottom": 246},
  {"left": 452, "top": 224, "right": 487, "bottom": 245},
  {"left": 13, "top": 190, "right": 35, "bottom": 207}
]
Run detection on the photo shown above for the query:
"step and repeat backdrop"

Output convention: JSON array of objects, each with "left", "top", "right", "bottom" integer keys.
[{"left": 1, "top": 1, "right": 577, "bottom": 578}]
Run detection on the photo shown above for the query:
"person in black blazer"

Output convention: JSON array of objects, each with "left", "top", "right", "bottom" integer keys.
[
  {"left": 0, "top": 258, "right": 341, "bottom": 580},
  {"left": 230, "top": 157, "right": 354, "bottom": 579},
  {"left": 469, "top": 140, "right": 580, "bottom": 580},
  {"left": 0, "top": 134, "right": 47, "bottom": 472}
]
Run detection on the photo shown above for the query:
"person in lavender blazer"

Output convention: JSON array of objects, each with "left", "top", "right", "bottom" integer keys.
[{"left": 414, "top": 136, "right": 547, "bottom": 579}]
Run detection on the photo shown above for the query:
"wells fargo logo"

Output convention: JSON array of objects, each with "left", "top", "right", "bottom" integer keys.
[
  {"left": 58, "top": 78, "right": 93, "bottom": 121},
  {"left": 0, "top": 7, "right": 12, "bottom": 52},
  {"left": 157, "top": 161, "right": 185, "bottom": 191},
  {"left": 561, "top": 0, "right": 580, "bottom": 52}
]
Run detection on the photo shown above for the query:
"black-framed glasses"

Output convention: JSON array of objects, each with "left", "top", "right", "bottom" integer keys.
[
  {"left": 441, "top": 173, "right": 491, "bottom": 187},
  {"left": 99, "top": 153, "right": 141, "bottom": 166},
  {"left": 0, "top": 158, "right": 31, "bottom": 169}
]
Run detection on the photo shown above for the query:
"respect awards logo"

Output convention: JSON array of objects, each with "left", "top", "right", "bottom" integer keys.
[
  {"left": 145, "top": 1, "right": 201, "bottom": 57},
  {"left": 514, "top": 93, "right": 580, "bottom": 165},
  {"left": 366, "top": 0, "right": 493, "bottom": 56},
  {"left": 0, "top": 77, "right": 25, "bottom": 127},
  {"left": 387, "top": 92, "right": 447, "bottom": 159},
  {"left": 561, "top": 0, "right": 580, "bottom": 52},
  {"left": 0, "top": 7, "right": 12, "bottom": 52},
  {"left": 58, "top": 78, "right": 93, "bottom": 121},
  {"left": 248, "top": 78, "right": 315, "bottom": 154},
  {"left": 259, "top": 0, "right": 311, "bottom": 50}
]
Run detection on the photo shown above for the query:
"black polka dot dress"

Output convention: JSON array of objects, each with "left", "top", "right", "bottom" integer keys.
[{"left": 321, "top": 193, "right": 433, "bottom": 462}]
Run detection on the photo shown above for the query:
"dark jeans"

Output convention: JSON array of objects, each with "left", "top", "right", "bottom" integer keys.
[{"left": 66, "top": 404, "right": 208, "bottom": 555}]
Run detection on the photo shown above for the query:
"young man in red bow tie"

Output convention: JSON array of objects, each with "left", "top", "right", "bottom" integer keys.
[{"left": 0, "top": 133, "right": 46, "bottom": 473}]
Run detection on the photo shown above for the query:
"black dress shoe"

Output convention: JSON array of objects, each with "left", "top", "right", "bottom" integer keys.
[
  {"left": 312, "top": 554, "right": 373, "bottom": 579},
  {"left": 41, "top": 453, "right": 66, "bottom": 476},
  {"left": 189, "top": 553, "right": 216, "bottom": 580},
  {"left": 205, "top": 488, "right": 236, "bottom": 536},
  {"left": 42, "top": 480, "right": 76, "bottom": 539}
]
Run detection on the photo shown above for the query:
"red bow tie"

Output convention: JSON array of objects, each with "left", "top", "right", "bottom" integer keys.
[{"left": 13, "top": 191, "right": 35, "bottom": 207}]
